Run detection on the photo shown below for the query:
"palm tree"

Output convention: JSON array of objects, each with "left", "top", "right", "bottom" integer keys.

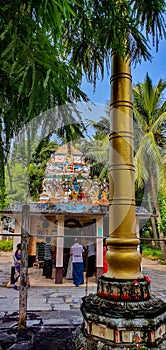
[
  {"left": 133, "top": 73, "right": 166, "bottom": 257},
  {"left": 83, "top": 103, "right": 110, "bottom": 179},
  {"left": 80, "top": 136, "right": 109, "bottom": 180}
]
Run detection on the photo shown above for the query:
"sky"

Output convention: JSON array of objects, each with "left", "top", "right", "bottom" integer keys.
[{"left": 81, "top": 39, "right": 166, "bottom": 106}]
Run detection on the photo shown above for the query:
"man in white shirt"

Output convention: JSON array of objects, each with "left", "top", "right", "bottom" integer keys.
[{"left": 70, "top": 238, "right": 84, "bottom": 287}]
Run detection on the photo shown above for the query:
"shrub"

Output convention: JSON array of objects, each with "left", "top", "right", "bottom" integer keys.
[
  {"left": 0, "top": 240, "right": 13, "bottom": 251},
  {"left": 142, "top": 246, "right": 162, "bottom": 260},
  {"left": 160, "top": 259, "right": 166, "bottom": 265}
]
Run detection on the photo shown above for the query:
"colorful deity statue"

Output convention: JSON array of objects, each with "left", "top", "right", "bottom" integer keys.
[
  {"left": 91, "top": 176, "right": 100, "bottom": 201},
  {"left": 42, "top": 178, "right": 46, "bottom": 192},
  {"left": 101, "top": 178, "right": 109, "bottom": 200},
  {"left": 63, "top": 153, "right": 74, "bottom": 172},
  {"left": 73, "top": 177, "right": 79, "bottom": 192}
]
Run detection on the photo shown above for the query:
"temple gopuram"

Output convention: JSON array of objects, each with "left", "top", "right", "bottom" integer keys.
[{"left": 39, "top": 144, "right": 108, "bottom": 204}]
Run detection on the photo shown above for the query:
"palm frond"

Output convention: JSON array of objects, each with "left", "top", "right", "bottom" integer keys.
[
  {"left": 85, "top": 137, "right": 109, "bottom": 165},
  {"left": 86, "top": 116, "right": 110, "bottom": 138},
  {"left": 131, "top": 0, "right": 166, "bottom": 51},
  {"left": 151, "top": 111, "right": 166, "bottom": 133},
  {"left": 134, "top": 151, "right": 149, "bottom": 187},
  {"left": 159, "top": 160, "right": 166, "bottom": 192},
  {"left": 133, "top": 106, "right": 148, "bottom": 134}
]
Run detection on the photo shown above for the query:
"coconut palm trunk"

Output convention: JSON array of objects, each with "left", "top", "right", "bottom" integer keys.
[
  {"left": 149, "top": 170, "right": 166, "bottom": 258},
  {"left": 148, "top": 194, "right": 159, "bottom": 249},
  {"left": 0, "top": 120, "right": 6, "bottom": 210}
]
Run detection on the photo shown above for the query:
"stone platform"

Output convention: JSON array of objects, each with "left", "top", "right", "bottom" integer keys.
[{"left": 72, "top": 276, "right": 166, "bottom": 349}]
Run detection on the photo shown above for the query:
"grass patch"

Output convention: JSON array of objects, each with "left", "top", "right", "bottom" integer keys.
[
  {"left": 142, "top": 246, "right": 162, "bottom": 260},
  {"left": 160, "top": 259, "right": 166, "bottom": 265}
]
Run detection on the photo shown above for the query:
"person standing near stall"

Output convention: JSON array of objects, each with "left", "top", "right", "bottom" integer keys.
[
  {"left": 13, "top": 243, "right": 30, "bottom": 290},
  {"left": 70, "top": 238, "right": 84, "bottom": 287},
  {"left": 13, "top": 243, "right": 21, "bottom": 290}
]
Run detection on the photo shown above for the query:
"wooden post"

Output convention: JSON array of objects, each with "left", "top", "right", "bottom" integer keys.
[
  {"left": 10, "top": 266, "right": 15, "bottom": 285},
  {"left": 18, "top": 204, "right": 29, "bottom": 330}
]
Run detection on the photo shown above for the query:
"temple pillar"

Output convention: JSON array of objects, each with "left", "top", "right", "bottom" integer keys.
[
  {"left": 13, "top": 217, "right": 21, "bottom": 255},
  {"left": 96, "top": 216, "right": 103, "bottom": 279},
  {"left": 55, "top": 216, "right": 64, "bottom": 284}
]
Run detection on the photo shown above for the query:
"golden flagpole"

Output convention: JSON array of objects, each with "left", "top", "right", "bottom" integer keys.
[{"left": 107, "top": 53, "right": 143, "bottom": 279}]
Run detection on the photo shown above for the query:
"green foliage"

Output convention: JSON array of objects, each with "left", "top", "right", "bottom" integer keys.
[
  {"left": 142, "top": 246, "right": 162, "bottom": 260},
  {"left": 1, "top": 0, "right": 166, "bottom": 211},
  {"left": 158, "top": 192, "right": 166, "bottom": 234},
  {"left": 131, "top": 0, "right": 166, "bottom": 52},
  {"left": 141, "top": 219, "right": 153, "bottom": 237},
  {"left": 133, "top": 74, "right": 166, "bottom": 257},
  {"left": 0, "top": 0, "right": 88, "bottom": 208},
  {"left": 135, "top": 184, "right": 145, "bottom": 206},
  {"left": 0, "top": 1, "right": 86, "bottom": 116},
  {"left": 160, "top": 259, "right": 166, "bottom": 265},
  {"left": 140, "top": 224, "right": 157, "bottom": 248},
  {"left": 0, "top": 240, "right": 13, "bottom": 252},
  {"left": 133, "top": 73, "right": 166, "bottom": 189},
  {"left": 64, "top": 0, "right": 165, "bottom": 88},
  {"left": 5, "top": 162, "right": 29, "bottom": 204},
  {"left": 28, "top": 139, "right": 59, "bottom": 201},
  {"left": 0, "top": 191, "right": 9, "bottom": 211}
]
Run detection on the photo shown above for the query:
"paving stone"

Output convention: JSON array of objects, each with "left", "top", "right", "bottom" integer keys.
[
  {"left": 50, "top": 292, "right": 67, "bottom": 298},
  {"left": 42, "top": 318, "right": 70, "bottom": 325},
  {"left": 49, "top": 303, "right": 70, "bottom": 311},
  {"left": 0, "top": 321, "right": 17, "bottom": 329},
  {"left": 49, "top": 297, "right": 64, "bottom": 303},
  {"left": 27, "top": 302, "right": 50, "bottom": 311},
  {"left": 26, "top": 320, "right": 42, "bottom": 327},
  {"left": 65, "top": 297, "right": 80, "bottom": 303},
  {"left": 8, "top": 342, "right": 31, "bottom": 350},
  {"left": 70, "top": 303, "right": 81, "bottom": 310},
  {"left": 0, "top": 332, "right": 16, "bottom": 347},
  {"left": 71, "top": 316, "right": 83, "bottom": 325}
]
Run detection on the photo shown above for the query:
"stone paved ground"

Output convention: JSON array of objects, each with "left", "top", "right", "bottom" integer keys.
[
  {"left": 141, "top": 257, "right": 166, "bottom": 301},
  {"left": 0, "top": 252, "right": 166, "bottom": 349},
  {"left": 0, "top": 252, "right": 166, "bottom": 315}
]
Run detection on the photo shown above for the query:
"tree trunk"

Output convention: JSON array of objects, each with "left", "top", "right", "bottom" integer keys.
[
  {"left": 6, "top": 161, "right": 13, "bottom": 192},
  {"left": 0, "top": 119, "right": 6, "bottom": 210},
  {"left": 149, "top": 171, "right": 166, "bottom": 259},
  {"left": 148, "top": 195, "right": 159, "bottom": 249}
]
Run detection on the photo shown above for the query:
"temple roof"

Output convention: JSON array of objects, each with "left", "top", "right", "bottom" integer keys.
[
  {"left": 54, "top": 144, "right": 82, "bottom": 156},
  {"left": 0, "top": 202, "right": 154, "bottom": 218}
]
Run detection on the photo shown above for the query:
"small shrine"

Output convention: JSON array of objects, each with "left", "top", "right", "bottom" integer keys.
[{"left": 0, "top": 144, "right": 154, "bottom": 285}]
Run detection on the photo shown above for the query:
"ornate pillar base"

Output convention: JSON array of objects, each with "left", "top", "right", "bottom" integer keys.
[
  {"left": 72, "top": 276, "right": 166, "bottom": 349},
  {"left": 73, "top": 324, "right": 166, "bottom": 350},
  {"left": 97, "top": 275, "right": 151, "bottom": 301}
]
